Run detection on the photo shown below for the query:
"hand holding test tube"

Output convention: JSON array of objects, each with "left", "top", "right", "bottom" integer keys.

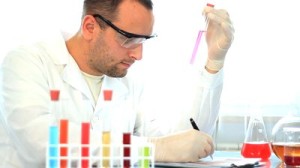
[
  {"left": 204, "top": 3, "right": 235, "bottom": 71},
  {"left": 190, "top": 3, "right": 215, "bottom": 65}
]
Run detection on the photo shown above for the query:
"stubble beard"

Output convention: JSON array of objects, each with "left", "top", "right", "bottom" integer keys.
[{"left": 89, "top": 37, "right": 127, "bottom": 78}]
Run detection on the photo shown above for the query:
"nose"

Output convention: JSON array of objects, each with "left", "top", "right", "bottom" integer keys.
[{"left": 128, "top": 44, "right": 143, "bottom": 60}]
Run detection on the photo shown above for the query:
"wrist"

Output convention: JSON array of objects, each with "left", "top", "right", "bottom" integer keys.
[
  {"left": 147, "top": 137, "right": 165, "bottom": 162},
  {"left": 205, "top": 58, "right": 224, "bottom": 72},
  {"left": 205, "top": 66, "right": 219, "bottom": 74}
]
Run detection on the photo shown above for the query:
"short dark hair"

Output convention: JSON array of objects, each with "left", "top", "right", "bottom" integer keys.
[{"left": 83, "top": 0, "right": 153, "bottom": 28}]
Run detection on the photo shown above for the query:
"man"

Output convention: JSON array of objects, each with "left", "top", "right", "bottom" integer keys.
[{"left": 0, "top": 0, "right": 234, "bottom": 167}]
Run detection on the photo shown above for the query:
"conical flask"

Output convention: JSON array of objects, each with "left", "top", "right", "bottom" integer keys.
[{"left": 241, "top": 112, "right": 272, "bottom": 160}]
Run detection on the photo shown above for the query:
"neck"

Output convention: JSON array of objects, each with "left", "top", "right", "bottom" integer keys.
[{"left": 66, "top": 33, "right": 91, "bottom": 74}]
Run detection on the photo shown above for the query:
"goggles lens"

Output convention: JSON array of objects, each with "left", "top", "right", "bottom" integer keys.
[{"left": 120, "top": 37, "right": 147, "bottom": 49}]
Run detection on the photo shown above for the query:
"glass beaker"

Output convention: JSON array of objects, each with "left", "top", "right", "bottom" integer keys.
[
  {"left": 271, "top": 114, "right": 300, "bottom": 162},
  {"left": 241, "top": 113, "right": 272, "bottom": 160},
  {"left": 283, "top": 127, "right": 300, "bottom": 167}
]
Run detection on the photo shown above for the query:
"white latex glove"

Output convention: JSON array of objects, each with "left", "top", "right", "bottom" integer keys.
[
  {"left": 203, "top": 6, "right": 235, "bottom": 71},
  {"left": 148, "top": 129, "right": 214, "bottom": 162}
]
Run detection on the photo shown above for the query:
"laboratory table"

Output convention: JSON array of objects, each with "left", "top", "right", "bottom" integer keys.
[{"left": 155, "top": 150, "right": 284, "bottom": 168}]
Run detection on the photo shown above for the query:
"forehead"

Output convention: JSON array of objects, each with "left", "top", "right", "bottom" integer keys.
[{"left": 114, "top": 0, "right": 155, "bottom": 35}]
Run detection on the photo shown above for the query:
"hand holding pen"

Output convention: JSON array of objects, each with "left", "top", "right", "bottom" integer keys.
[
  {"left": 148, "top": 124, "right": 215, "bottom": 162},
  {"left": 190, "top": 118, "right": 214, "bottom": 160}
]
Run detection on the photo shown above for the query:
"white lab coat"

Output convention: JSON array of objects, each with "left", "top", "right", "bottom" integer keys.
[{"left": 0, "top": 32, "right": 223, "bottom": 168}]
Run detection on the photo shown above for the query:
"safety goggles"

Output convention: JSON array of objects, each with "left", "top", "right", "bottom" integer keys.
[{"left": 93, "top": 14, "right": 157, "bottom": 49}]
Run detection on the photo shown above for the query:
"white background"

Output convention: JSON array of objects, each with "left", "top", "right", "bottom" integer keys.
[{"left": 1, "top": 0, "right": 300, "bottom": 117}]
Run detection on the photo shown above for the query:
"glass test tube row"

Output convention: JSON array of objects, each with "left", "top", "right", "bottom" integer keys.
[{"left": 46, "top": 119, "right": 155, "bottom": 168}]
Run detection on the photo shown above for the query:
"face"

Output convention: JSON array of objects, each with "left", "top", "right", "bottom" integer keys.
[{"left": 87, "top": 1, "right": 155, "bottom": 77}]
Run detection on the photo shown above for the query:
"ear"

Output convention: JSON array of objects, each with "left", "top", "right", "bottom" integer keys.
[{"left": 81, "top": 15, "right": 98, "bottom": 40}]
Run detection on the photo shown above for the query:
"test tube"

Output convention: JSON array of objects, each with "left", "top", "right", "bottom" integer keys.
[
  {"left": 102, "top": 90, "right": 113, "bottom": 167},
  {"left": 50, "top": 90, "right": 61, "bottom": 120},
  {"left": 48, "top": 125, "right": 59, "bottom": 168},
  {"left": 48, "top": 90, "right": 60, "bottom": 168},
  {"left": 59, "top": 119, "right": 69, "bottom": 168},
  {"left": 138, "top": 112, "right": 151, "bottom": 168},
  {"left": 139, "top": 146, "right": 150, "bottom": 168},
  {"left": 123, "top": 122, "right": 131, "bottom": 168},
  {"left": 102, "top": 131, "right": 111, "bottom": 167},
  {"left": 204, "top": 3, "right": 215, "bottom": 30},
  {"left": 190, "top": 3, "right": 215, "bottom": 65},
  {"left": 81, "top": 122, "right": 90, "bottom": 168}
]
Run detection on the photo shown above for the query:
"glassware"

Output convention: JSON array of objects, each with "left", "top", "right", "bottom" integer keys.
[
  {"left": 283, "top": 127, "right": 300, "bottom": 167},
  {"left": 271, "top": 115, "right": 300, "bottom": 162},
  {"left": 189, "top": 3, "right": 214, "bottom": 64},
  {"left": 241, "top": 112, "right": 272, "bottom": 160}
]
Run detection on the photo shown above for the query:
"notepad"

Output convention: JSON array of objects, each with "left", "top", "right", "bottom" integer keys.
[{"left": 155, "top": 157, "right": 263, "bottom": 168}]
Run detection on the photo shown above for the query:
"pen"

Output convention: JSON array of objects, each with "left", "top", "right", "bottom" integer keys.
[
  {"left": 190, "top": 118, "right": 213, "bottom": 160},
  {"left": 190, "top": 118, "right": 200, "bottom": 130}
]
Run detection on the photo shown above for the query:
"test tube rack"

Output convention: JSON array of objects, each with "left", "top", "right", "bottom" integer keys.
[
  {"left": 46, "top": 143, "right": 155, "bottom": 168},
  {"left": 46, "top": 119, "right": 154, "bottom": 168}
]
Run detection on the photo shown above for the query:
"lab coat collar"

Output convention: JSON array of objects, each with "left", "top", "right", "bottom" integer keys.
[
  {"left": 63, "top": 59, "right": 130, "bottom": 108},
  {"left": 42, "top": 31, "right": 94, "bottom": 104},
  {"left": 42, "top": 31, "right": 70, "bottom": 65},
  {"left": 62, "top": 55, "right": 93, "bottom": 103},
  {"left": 44, "top": 31, "right": 130, "bottom": 107}
]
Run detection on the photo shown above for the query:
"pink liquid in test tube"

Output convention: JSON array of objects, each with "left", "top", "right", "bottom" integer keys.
[
  {"left": 189, "top": 3, "right": 215, "bottom": 65},
  {"left": 190, "top": 30, "right": 205, "bottom": 64}
]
